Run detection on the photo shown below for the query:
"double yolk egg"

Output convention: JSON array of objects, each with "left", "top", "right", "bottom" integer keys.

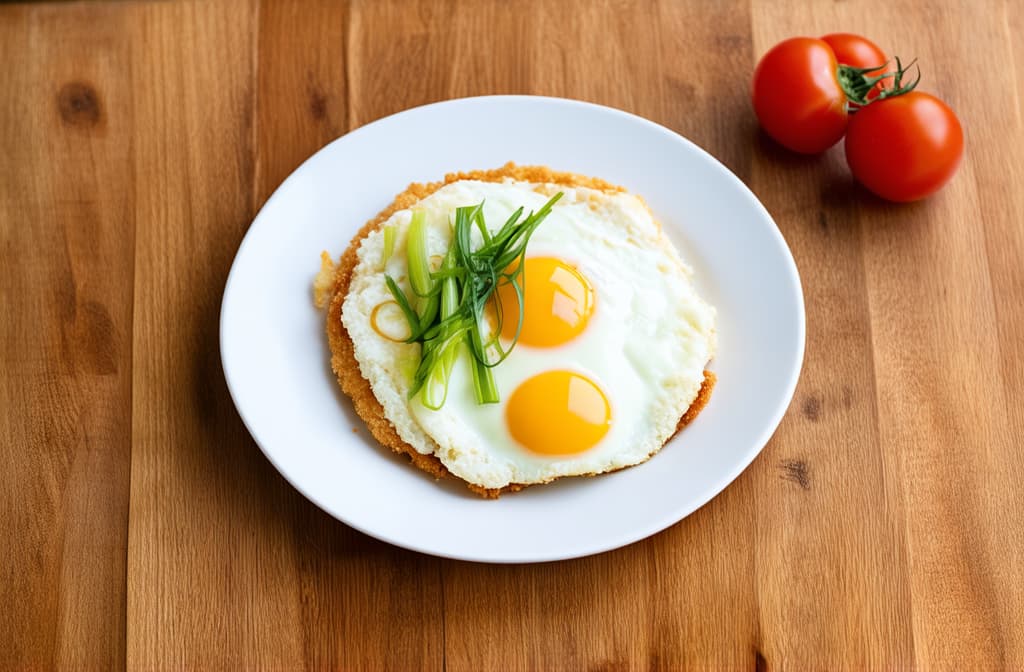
[
  {"left": 342, "top": 178, "right": 717, "bottom": 490},
  {"left": 497, "top": 257, "right": 611, "bottom": 457}
]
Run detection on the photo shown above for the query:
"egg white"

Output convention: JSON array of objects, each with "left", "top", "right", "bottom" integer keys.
[{"left": 342, "top": 179, "right": 716, "bottom": 490}]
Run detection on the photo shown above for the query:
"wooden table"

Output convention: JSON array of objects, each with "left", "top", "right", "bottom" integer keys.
[{"left": 3, "top": 0, "right": 1022, "bottom": 669}]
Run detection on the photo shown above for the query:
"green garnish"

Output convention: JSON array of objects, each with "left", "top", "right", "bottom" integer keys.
[
  {"left": 406, "top": 211, "right": 433, "bottom": 297},
  {"left": 405, "top": 210, "right": 439, "bottom": 327},
  {"left": 386, "top": 192, "right": 563, "bottom": 409},
  {"left": 383, "top": 224, "right": 396, "bottom": 263}
]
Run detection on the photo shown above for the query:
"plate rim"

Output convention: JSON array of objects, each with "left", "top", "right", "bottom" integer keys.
[{"left": 220, "top": 94, "right": 806, "bottom": 563}]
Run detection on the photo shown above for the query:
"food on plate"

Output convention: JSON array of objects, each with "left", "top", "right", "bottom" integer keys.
[
  {"left": 317, "top": 164, "right": 716, "bottom": 497},
  {"left": 845, "top": 90, "right": 964, "bottom": 202}
]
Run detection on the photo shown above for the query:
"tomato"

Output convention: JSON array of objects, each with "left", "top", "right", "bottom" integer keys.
[
  {"left": 752, "top": 37, "right": 848, "bottom": 153},
  {"left": 821, "top": 33, "right": 887, "bottom": 103},
  {"left": 821, "top": 33, "right": 887, "bottom": 71},
  {"left": 844, "top": 91, "right": 964, "bottom": 202}
]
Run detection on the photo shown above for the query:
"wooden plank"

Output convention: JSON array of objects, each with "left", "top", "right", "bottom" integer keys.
[
  {"left": 125, "top": 1, "right": 302, "bottom": 667},
  {"left": 745, "top": 6, "right": 921, "bottom": 670},
  {"left": 751, "top": 0, "right": 1022, "bottom": 667},
  {"left": 854, "top": 2, "right": 1024, "bottom": 667},
  {"left": 254, "top": 0, "right": 349, "bottom": 205},
  {"left": 956, "top": 2, "right": 1024, "bottom": 664},
  {"left": 633, "top": 8, "right": 764, "bottom": 666},
  {"left": 254, "top": 1, "right": 446, "bottom": 669},
  {"left": 0, "top": 4, "right": 135, "bottom": 669},
  {"left": 345, "top": 0, "right": 460, "bottom": 128}
]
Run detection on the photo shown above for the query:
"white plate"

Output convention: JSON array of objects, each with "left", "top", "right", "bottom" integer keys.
[{"left": 221, "top": 96, "right": 804, "bottom": 563}]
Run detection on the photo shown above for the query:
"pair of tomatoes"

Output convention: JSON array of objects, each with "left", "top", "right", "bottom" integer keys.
[{"left": 752, "top": 33, "right": 963, "bottom": 202}]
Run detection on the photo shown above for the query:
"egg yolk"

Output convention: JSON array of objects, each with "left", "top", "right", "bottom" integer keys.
[
  {"left": 497, "top": 257, "right": 594, "bottom": 347},
  {"left": 506, "top": 371, "right": 611, "bottom": 455}
]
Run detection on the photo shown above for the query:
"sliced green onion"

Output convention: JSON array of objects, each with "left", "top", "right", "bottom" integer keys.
[
  {"left": 440, "top": 244, "right": 459, "bottom": 321},
  {"left": 473, "top": 203, "right": 492, "bottom": 245},
  {"left": 384, "top": 275, "right": 420, "bottom": 339},
  {"left": 416, "top": 292, "right": 439, "bottom": 328},
  {"left": 386, "top": 193, "right": 562, "bottom": 408},
  {"left": 468, "top": 324, "right": 499, "bottom": 403},
  {"left": 383, "top": 224, "right": 396, "bottom": 264},
  {"left": 416, "top": 326, "right": 469, "bottom": 409},
  {"left": 406, "top": 210, "right": 433, "bottom": 297}
]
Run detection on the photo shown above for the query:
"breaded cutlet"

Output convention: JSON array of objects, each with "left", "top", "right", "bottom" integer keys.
[{"left": 317, "top": 163, "right": 715, "bottom": 498}]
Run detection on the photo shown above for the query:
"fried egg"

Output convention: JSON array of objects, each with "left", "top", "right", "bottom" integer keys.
[{"left": 342, "top": 178, "right": 716, "bottom": 490}]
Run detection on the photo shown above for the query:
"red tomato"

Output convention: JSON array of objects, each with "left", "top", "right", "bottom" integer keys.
[
  {"left": 821, "top": 33, "right": 887, "bottom": 70},
  {"left": 752, "top": 37, "right": 848, "bottom": 154},
  {"left": 821, "top": 33, "right": 887, "bottom": 103},
  {"left": 844, "top": 91, "right": 964, "bottom": 202}
]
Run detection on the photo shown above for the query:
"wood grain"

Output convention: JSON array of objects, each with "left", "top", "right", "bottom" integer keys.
[
  {"left": 747, "top": 4, "right": 918, "bottom": 666},
  {"left": 0, "top": 4, "right": 135, "bottom": 668},
  {"left": 1, "top": 0, "right": 1022, "bottom": 669},
  {"left": 255, "top": 2, "right": 446, "bottom": 670}
]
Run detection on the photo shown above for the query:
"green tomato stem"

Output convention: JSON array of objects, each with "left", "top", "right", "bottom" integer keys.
[{"left": 837, "top": 56, "right": 920, "bottom": 110}]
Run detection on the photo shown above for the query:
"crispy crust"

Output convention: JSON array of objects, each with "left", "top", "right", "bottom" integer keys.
[{"left": 325, "top": 163, "right": 715, "bottom": 498}]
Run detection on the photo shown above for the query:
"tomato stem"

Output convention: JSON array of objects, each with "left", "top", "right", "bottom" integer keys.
[{"left": 837, "top": 56, "right": 921, "bottom": 110}]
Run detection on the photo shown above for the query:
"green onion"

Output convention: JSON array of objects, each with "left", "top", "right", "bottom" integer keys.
[
  {"left": 419, "top": 326, "right": 469, "bottom": 410},
  {"left": 473, "top": 205, "right": 492, "bottom": 245},
  {"left": 415, "top": 291, "right": 439, "bottom": 327},
  {"left": 383, "top": 225, "right": 395, "bottom": 264},
  {"left": 384, "top": 191, "right": 563, "bottom": 408},
  {"left": 404, "top": 209, "right": 442, "bottom": 328},
  {"left": 406, "top": 210, "right": 433, "bottom": 297},
  {"left": 439, "top": 243, "right": 459, "bottom": 323},
  {"left": 421, "top": 244, "right": 461, "bottom": 409},
  {"left": 384, "top": 276, "right": 421, "bottom": 336},
  {"left": 468, "top": 321, "right": 499, "bottom": 403}
]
